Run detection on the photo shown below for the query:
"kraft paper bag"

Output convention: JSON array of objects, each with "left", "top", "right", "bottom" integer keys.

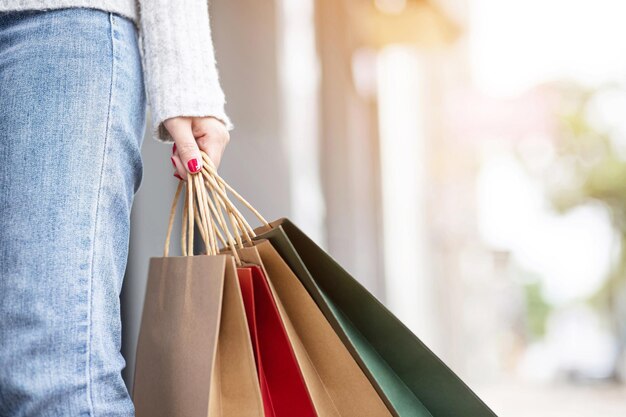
[
  {"left": 133, "top": 255, "right": 263, "bottom": 417},
  {"left": 237, "top": 243, "right": 393, "bottom": 417},
  {"left": 237, "top": 265, "right": 317, "bottom": 417},
  {"left": 209, "top": 258, "right": 264, "bottom": 417},
  {"left": 255, "top": 219, "right": 497, "bottom": 417}
]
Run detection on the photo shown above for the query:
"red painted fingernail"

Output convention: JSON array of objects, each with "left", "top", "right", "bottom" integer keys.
[
  {"left": 172, "top": 144, "right": 177, "bottom": 154},
  {"left": 170, "top": 156, "right": 176, "bottom": 168},
  {"left": 187, "top": 158, "right": 200, "bottom": 173},
  {"left": 174, "top": 172, "right": 183, "bottom": 180}
]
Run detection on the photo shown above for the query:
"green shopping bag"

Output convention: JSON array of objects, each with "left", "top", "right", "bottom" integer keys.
[{"left": 255, "top": 218, "right": 497, "bottom": 417}]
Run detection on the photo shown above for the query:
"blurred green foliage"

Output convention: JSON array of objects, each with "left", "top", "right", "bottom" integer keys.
[
  {"left": 513, "top": 83, "right": 626, "bottom": 378},
  {"left": 546, "top": 83, "right": 626, "bottom": 311},
  {"left": 526, "top": 83, "right": 626, "bottom": 379},
  {"left": 523, "top": 280, "right": 551, "bottom": 339}
]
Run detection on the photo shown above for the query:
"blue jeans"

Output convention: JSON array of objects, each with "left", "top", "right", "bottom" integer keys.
[{"left": 0, "top": 9, "right": 146, "bottom": 416}]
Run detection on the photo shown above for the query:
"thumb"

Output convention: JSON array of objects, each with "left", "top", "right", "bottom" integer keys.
[{"left": 164, "top": 117, "right": 203, "bottom": 174}]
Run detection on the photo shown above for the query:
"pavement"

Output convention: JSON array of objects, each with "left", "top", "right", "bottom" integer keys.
[{"left": 475, "top": 382, "right": 626, "bottom": 417}]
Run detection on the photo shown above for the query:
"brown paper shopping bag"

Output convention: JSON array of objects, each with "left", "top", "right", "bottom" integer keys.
[
  {"left": 237, "top": 243, "right": 393, "bottom": 417},
  {"left": 133, "top": 179, "right": 263, "bottom": 417}
]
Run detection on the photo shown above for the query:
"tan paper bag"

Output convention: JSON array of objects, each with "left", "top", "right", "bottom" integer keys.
[
  {"left": 133, "top": 254, "right": 263, "bottom": 417},
  {"left": 237, "top": 242, "right": 392, "bottom": 417}
]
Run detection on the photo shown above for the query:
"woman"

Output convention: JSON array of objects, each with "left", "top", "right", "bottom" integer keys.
[{"left": 0, "top": 1, "right": 230, "bottom": 415}]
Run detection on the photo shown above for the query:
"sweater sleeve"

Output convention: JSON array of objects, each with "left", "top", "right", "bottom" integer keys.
[{"left": 138, "top": 0, "right": 232, "bottom": 142}]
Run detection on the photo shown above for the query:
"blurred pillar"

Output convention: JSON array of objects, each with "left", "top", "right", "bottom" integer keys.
[
  {"left": 315, "top": 0, "right": 387, "bottom": 298},
  {"left": 276, "top": 0, "right": 325, "bottom": 243},
  {"left": 376, "top": 46, "right": 437, "bottom": 344}
]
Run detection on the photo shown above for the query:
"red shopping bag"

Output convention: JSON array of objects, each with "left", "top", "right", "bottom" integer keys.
[{"left": 237, "top": 265, "right": 317, "bottom": 417}]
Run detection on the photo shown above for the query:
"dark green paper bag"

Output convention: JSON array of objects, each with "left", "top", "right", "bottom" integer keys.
[{"left": 255, "top": 218, "right": 497, "bottom": 417}]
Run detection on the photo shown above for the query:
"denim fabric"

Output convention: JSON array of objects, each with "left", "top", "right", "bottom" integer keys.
[{"left": 0, "top": 8, "right": 145, "bottom": 416}]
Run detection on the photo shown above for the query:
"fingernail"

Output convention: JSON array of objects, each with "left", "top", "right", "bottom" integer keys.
[
  {"left": 172, "top": 144, "right": 177, "bottom": 154},
  {"left": 170, "top": 157, "right": 176, "bottom": 168},
  {"left": 174, "top": 172, "right": 183, "bottom": 180},
  {"left": 187, "top": 158, "right": 200, "bottom": 173}
]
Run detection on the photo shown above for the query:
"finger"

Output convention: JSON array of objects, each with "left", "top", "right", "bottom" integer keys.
[
  {"left": 196, "top": 129, "right": 229, "bottom": 169},
  {"left": 199, "top": 137, "right": 227, "bottom": 168},
  {"left": 173, "top": 171, "right": 183, "bottom": 181},
  {"left": 166, "top": 118, "right": 203, "bottom": 174},
  {"left": 171, "top": 154, "right": 186, "bottom": 179}
]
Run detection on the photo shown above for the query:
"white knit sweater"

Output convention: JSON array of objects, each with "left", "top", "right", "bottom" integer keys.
[{"left": 0, "top": 0, "right": 232, "bottom": 142}]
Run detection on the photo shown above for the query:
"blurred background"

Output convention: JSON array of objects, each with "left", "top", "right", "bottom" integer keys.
[{"left": 122, "top": 0, "right": 626, "bottom": 415}]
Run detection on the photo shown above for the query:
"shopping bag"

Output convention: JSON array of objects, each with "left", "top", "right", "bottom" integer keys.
[
  {"left": 178, "top": 151, "right": 495, "bottom": 417},
  {"left": 133, "top": 179, "right": 263, "bottom": 417},
  {"left": 237, "top": 243, "right": 393, "bottom": 417},
  {"left": 237, "top": 264, "right": 317, "bottom": 417},
  {"left": 255, "top": 219, "right": 498, "bottom": 417},
  {"left": 209, "top": 258, "right": 265, "bottom": 417}
]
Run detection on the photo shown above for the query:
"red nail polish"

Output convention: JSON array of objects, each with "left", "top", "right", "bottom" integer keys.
[
  {"left": 172, "top": 144, "right": 177, "bottom": 154},
  {"left": 187, "top": 158, "right": 200, "bottom": 173},
  {"left": 170, "top": 156, "right": 176, "bottom": 168},
  {"left": 174, "top": 172, "right": 183, "bottom": 180}
]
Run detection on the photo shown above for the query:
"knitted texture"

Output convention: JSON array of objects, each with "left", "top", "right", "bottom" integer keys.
[{"left": 0, "top": 0, "right": 232, "bottom": 141}]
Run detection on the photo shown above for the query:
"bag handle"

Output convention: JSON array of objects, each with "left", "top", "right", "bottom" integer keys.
[
  {"left": 163, "top": 173, "right": 217, "bottom": 257},
  {"left": 198, "top": 153, "right": 270, "bottom": 246},
  {"left": 162, "top": 151, "right": 270, "bottom": 262},
  {"left": 163, "top": 168, "right": 242, "bottom": 264}
]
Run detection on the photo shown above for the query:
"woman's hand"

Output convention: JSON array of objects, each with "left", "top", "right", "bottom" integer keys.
[{"left": 165, "top": 116, "right": 230, "bottom": 179}]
